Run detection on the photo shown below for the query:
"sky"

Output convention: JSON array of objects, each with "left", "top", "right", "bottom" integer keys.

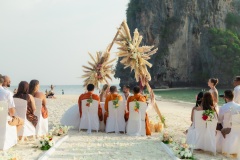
[{"left": 0, "top": 0, "right": 129, "bottom": 85}]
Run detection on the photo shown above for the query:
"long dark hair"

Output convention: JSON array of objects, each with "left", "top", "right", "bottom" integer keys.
[
  {"left": 201, "top": 92, "right": 213, "bottom": 110},
  {"left": 196, "top": 92, "right": 204, "bottom": 107},
  {"left": 14, "top": 81, "right": 29, "bottom": 98},
  {"left": 29, "top": 80, "right": 39, "bottom": 95}
]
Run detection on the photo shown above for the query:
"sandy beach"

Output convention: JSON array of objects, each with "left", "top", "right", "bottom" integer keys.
[{"left": 0, "top": 95, "right": 231, "bottom": 160}]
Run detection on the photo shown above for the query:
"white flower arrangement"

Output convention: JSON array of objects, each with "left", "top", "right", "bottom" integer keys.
[
  {"left": 38, "top": 135, "right": 54, "bottom": 150},
  {"left": 50, "top": 125, "right": 72, "bottom": 136},
  {"left": 169, "top": 138, "right": 195, "bottom": 159},
  {"left": 161, "top": 132, "right": 173, "bottom": 144}
]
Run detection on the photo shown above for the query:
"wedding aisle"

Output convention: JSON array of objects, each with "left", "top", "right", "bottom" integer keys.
[{"left": 48, "top": 131, "right": 170, "bottom": 160}]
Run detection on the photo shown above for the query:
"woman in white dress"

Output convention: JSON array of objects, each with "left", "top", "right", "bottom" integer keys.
[
  {"left": 99, "top": 84, "right": 109, "bottom": 102},
  {"left": 208, "top": 78, "right": 219, "bottom": 113}
]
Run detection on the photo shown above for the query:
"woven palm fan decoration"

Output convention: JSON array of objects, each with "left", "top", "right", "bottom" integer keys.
[
  {"left": 82, "top": 46, "right": 116, "bottom": 89},
  {"left": 114, "top": 20, "right": 165, "bottom": 125}
]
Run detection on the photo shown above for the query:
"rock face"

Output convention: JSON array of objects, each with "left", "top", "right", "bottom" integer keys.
[{"left": 115, "top": 0, "right": 234, "bottom": 88}]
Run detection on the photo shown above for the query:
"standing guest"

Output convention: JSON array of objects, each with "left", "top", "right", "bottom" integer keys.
[
  {"left": 233, "top": 76, "right": 240, "bottom": 104},
  {"left": 126, "top": 86, "right": 151, "bottom": 136},
  {"left": 104, "top": 86, "right": 123, "bottom": 124},
  {"left": 78, "top": 84, "right": 102, "bottom": 120},
  {"left": 0, "top": 74, "right": 24, "bottom": 133},
  {"left": 29, "top": 80, "right": 48, "bottom": 119},
  {"left": 14, "top": 81, "right": 38, "bottom": 127},
  {"left": 62, "top": 89, "right": 64, "bottom": 95},
  {"left": 99, "top": 84, "right": 109, "bottom": 102},
  {"left": 121, "top": 85, "right": 131, "bottom": 109},
  {"left": 208, "top": 78, "right": 219, "bottom": 112}
]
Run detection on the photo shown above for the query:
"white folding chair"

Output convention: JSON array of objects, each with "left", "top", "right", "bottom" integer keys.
[
  {"left": 14, "top": 98, "right": 35, "bottom": 137},
  {"left": 35, "top": 98, "right": 48, "bottom": 136},
  {"left": 79, "top": 100, "right": 99, "bottom": 133},
  {"left": 99, "top": 102, "right": 105, "bottom": 132},
  {"left": 126, "top": 101, "right": 147, "bottom": 136},
  {"left": 0, "top": 101, "right": 17, "bottom": 150},
  {"left": 60, "top": 104, "right": 80, "bottom": 129},
  {"left": 105, "top": 100, "right": 125, "bottom": 133},
  {"left": 222, "top": 114, "right": 240, "bottom": 156},
  {"left": 187, "top": 110, "right": 217, "bottom": 155}
]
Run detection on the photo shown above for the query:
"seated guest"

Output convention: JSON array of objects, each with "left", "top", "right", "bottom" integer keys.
[
  {"left": 78, "top": 84, "right": 102, "bottom": 120},
  {"left": 184, "top": 91, "right": 204, "bottom": 134},
  {"left": 0, "top": 74, "right": 24, "bottom": 133},
  {"left": 217, "top": 90, "right": 240, "bottom": 155},
  {"left": 194, "top": 92, "right": 215, "bottom": 113},
  {"left": 126, "top": 86, "right": 151, "bottom": 136},
  {"left": 14, "top": 81, "right": 38, "bottom": 127},
  {"left": 29, "top": 80, "right": 48, "bottom": 119},
  {"left": 99, "top": 84, "right": 109, "bottom": 102},
  {"left": 104, "top": 86, "right": 123, "bottom": 124},
  {"left": 218, "top": 90, "right": 240, "bottom": 132}
]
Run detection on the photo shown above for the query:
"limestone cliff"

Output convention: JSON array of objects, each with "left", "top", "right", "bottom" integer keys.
[{"left": 115, "top": 0, "right": 240, "bottom": 88}]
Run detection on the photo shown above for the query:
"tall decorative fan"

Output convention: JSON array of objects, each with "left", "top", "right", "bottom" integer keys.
[
  {"left": 114, "top": 20, "right": 165, "bottom": 125},
  {"left": 82, "top": 46, "right": 116, "bottom": 89}
]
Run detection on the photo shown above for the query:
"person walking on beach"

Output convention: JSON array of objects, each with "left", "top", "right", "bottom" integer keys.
[
  {"left": 233, "top": 76, "right": 240, "bottom": 104},
  {"left": 0, "top": 74, "right": 24, "bottom": 134},
  {"left": 78, "top": 84, "right": 103, "bottom": 120},
  {"left": 104, "top": 86, "right": 122, "bottom": 124}
]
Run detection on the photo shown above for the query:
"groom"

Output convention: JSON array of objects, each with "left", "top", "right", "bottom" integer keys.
[{"left": 78, "top": 84, "right": 103, "bottom": 121}]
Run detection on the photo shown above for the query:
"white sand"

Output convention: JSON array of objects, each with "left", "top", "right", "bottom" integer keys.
[{"left": 0, "top": 95, "right": 232, "bottom": 160}]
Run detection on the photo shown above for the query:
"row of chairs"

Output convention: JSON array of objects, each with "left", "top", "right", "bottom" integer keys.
[
  {"left": 0, "top": 98, "right": 48, "bottom": 150},
  {"left": 186, "top": 110, "right": 240, "bottom": 156},
  {"left": 79, "top": 100, "right": 148, "bottom": 136}
]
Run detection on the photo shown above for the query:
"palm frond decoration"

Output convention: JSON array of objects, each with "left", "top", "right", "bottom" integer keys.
[
  {"left": 115, "top": 21, "right": 158, "bottom": 86},
  {"left": 82, "top": 46, "right": 116, "bottom": 89},
  {"left": 114, "top": 20, "right": 165, "bottom": 126}
]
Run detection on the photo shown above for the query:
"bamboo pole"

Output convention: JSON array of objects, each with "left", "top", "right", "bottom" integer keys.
[{"left": 107, "top": 21, "right": 124, "bottom": 52}]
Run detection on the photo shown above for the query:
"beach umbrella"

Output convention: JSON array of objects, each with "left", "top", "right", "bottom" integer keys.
[
  {"left": 81, "top": 46, "right": 116, "bottom": 89},
  {"left": 113, "top": 20, "right": 165, "bottom": 125}
]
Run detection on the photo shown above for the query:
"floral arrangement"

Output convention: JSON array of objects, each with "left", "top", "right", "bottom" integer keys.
[
  {"left": 86, "top": 95, "right": 93, "bottom": 107},
  {"left": 202, "top": 109, "right": 215, "bottom": 121},
  {"left": 134, "top": 100, "right": 140, "bottom": 113},
  {"left": 82, "top": 46, "right": 116, "bottom": 89},
  {"left": 50, "top": 125, "right": 72, "bottom": 136},
  {"left": 112, "top": 97, "right": 119, "bottom": 108},
  {"left": 170, "top": 139, "right": 195, "bottom": 159},
  {"left": 38, "top": 135, "right": 54, "bottom": 150},
  {"left": 161, "top": 132, "right": 173, "bottom": 144}
]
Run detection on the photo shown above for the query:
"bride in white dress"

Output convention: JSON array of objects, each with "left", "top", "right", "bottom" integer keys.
[{"left": 208, "top": 78, "right": 219, "bottom": 113}]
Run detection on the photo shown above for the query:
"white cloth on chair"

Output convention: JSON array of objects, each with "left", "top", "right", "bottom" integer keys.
[
  {"left": 105, "top": 100, "right": 125, "bottom": 133},
  {"left": 35, "top": 98, "right": 48, "bottom": 136},
  {"left": 60, "top": 104, "right": 80, "bottom": 129},
  {"left": 222, "top": 114, "right": 240, "bottom": 156},
  {"left": 126, "top": 101, "right": 147, "bottom": 136},
  {"left": 99, "top": 102, "right": 105, "bottom": 132},
  {"left": 0, "top": 101, "right": 17, "bottom": 150},
  {"left": 14, "top": 98, "right": 36, "bottom": 137},
  {"left": 79, "top": 100, "right": 99, "bottom": 133},
  {"left": 186, "top": 110, "right": 217, "bottom": 155}
]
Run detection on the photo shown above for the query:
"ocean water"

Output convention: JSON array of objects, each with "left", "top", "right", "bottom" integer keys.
[
  {"left": 9, "top": 84, "right": 120, "bottom": 95},
  {"left": 9, "top": 85, "right": 227, "bottom": 106}
]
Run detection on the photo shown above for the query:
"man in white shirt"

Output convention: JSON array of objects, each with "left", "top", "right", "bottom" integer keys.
[
  {"left": 121, "top": 85, "right": 132, "bottom": 111},
  {"left": 2, "top": 75, "right": 14, "bottom": 96},
  {"left": 233, "top": 76, "right": 240, "bottom": 104},
  {"left": 219, "top": 90, "right": 240, "bottom": 126},
  {"left": 0, "top": 74, "right": 23, "bottom": 133}
]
